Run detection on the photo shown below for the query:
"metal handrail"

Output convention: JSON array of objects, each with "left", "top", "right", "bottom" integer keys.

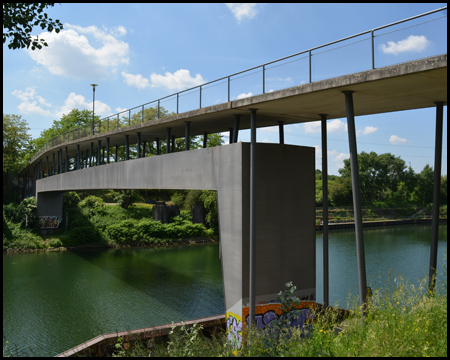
[{"left": 29, "top": 6, "right": 447, "bottom": 163}]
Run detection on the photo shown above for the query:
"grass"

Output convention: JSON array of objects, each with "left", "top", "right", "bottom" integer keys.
[{"left": 93, "top": 265, "right": 447, "bottom": 357}]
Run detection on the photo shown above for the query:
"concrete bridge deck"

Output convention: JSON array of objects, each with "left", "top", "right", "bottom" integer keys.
[{"left": 22, "top": 54, "right": 446, "bottom": 175}]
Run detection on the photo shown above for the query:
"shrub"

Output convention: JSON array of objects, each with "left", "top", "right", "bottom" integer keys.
[
  {"left": 48, "top": 238, "right": 63, "bottom": 248},
  {"left": 63, "top": 225, "right": 103, "bottom": 246},
  {"left": 63, "top": 191, "right": 81, "bottom": 208},
  {"left": 106, "top": 219, "right": 138, "bottom": 244}
]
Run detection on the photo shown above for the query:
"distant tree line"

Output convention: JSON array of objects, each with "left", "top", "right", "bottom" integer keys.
[{"left": 315, "top": 152, "right": 447, "bottom": 207}]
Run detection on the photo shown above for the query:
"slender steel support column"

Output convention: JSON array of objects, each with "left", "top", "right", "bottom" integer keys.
[
  {"left": 81, "top": 151, "right": 84, "bottom": 169},
  {"left": 166, "top": 128, "right": 171, "bottom": 154},
  {"left": 46, "top": 156, "right": 49, "bottom": 176},
  {"left": 185, "top": 122, "right": 191, "bottom": 150},
  {"left": 143, "top": 141, "right": 146, "bottom": 158},
  {"left": 76, "top": 145, "right": 80, "bottom": 170},
  {"left": 320, "top": 114, "right": 329, "bottom": 308},
  {"left": 97, "top": 140, "right": 101, "bottom": 165},
  {"left": 102, "top": 147, "right": 105, "bottom": 164},
  {"left": 137, "top": 132, "right": 141, "bottom": 159},
  {"left": 59, "top": 149, "right": 63, "bottom": 174},
  {"left": 233, "top": 115, "right": 240, "bottom": 143},
  {"left": 249, "top": 108, "right": 258, "bottom": 331},
  {"left": 156, "top": 138, "right": 160, "bottom": 155},
  {"left": 65, "top": 147, "right": 69, "bottom": 173},
  {"left": 106, "top": 138, "right": 110, "bottom": 164},
  {"left": 125, "top": 135, "right": 130, "bottom": 160},
  {"left": 115, "top": 145, "right": 119, "bottom": 162},
  {"left": 343, "top": 91, "right": 367, "bottom": 322},
  {"left": 52, "top": 153, "right": 55, "bottom": 175},
  {"left": 56, "top": 150, "right": 59, "bottom": 174},
  {"left": 203, "top": 132, "right": 208, "bottom": 148},
  {"left": 429, "top": 101, "right": 444, "bottom": 292},
  {"left": 171, "top": 135, "right": 175, "bottom": 153},
  {"left": 278, "top": 121, "right": 285, "bottom": 144},
  {"left": 229, "top": 128, "right": 234, "bottom": 144},
  {"left": 90, "top": 142, "right": 93, "bottom": 168},
  {"left": 39, "top": 159, "right": 43, "bottom": 179}
]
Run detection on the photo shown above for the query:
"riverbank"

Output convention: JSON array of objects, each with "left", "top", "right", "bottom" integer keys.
[
  {"left": 53, "top": 271, "right": 447, "bottom": 357},
  {"left": 3, "top": 236, "right": 218, "bottom": 254},
  {"left": 316, "top": 218, "right": 447, "bottom": 231}
]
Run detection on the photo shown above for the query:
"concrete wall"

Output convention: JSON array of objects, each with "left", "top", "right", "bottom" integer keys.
[{"left": 36, "top": 142, "right": 315, "bottom": 344}]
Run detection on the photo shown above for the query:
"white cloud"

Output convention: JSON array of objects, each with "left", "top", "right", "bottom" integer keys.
[
  {"left": 226, "top": 3, "right": 258, "bottom": 22},
  {"left": 357, "top": 126, "right": 378, "bottom": 136},
  {"left": 121, "top": 71, "right": 150, "bottom": 89},
  {"left": 304, "top": 119, "right": 347, "bottom": 133},
  {"left": 260, "top": 126, "right": 279, "bottom": 133},
  {"left": 12, "top": 87, "right": 111, "bottom": 118},
  {"left": 27, "top": 23, "right": 129, "bottom": 79},
  {"left": 378, "top": 35, "right": 431, "bottom": 55},
  {"left": 236, "top": 92, "right": 253, "bottom": 99},
  {"left": 262, "top": 138, "right": 271, "bottom": 143},
  {"left": 115, "top": 107, "right": 127, "bottom": 114},
  {"left": 389, "top": 135, "right": 408, "bottom": 145},
  {"left": 150, "top": 69, "right": 206, "bottom": 91}
]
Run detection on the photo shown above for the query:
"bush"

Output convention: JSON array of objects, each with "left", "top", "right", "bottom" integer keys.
[
  {"left": 48, "top": 238, "right": 63, "bottom": 248},
  {"left": 63, "top": 191, "right": 81, "bottom": 209},
  {"left": 63, "top": 225, "right": 103, "bottom": 246}
]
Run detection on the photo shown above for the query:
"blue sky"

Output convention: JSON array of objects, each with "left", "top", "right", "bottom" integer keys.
[{"left": 3, "top": 3, "right": 447, "bottom": 175}]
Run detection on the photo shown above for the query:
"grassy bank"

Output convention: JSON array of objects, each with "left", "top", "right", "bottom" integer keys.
[
  {"left": 3, "top": 194, "right": 217, "bottom": 252},
  {"left": 102, "top": 270, "right": 447, "bottom": 357}
]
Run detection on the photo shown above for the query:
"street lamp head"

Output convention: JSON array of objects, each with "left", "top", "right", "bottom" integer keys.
[{"left": 90, "top": 83, "right": 98, "bottom": 90}]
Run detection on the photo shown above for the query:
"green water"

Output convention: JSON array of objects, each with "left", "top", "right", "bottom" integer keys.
[{"left": 3, "top": 225, "right": 447, "bottom": 357}]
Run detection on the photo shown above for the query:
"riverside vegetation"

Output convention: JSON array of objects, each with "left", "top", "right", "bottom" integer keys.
[
  {"left": 3, "top": 190, "right": 219, "bottom": 252},
  {"left": 35, "top": 266, "right": 443, "bottom": 357}
]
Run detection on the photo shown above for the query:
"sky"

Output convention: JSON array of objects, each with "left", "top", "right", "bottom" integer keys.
[{"left": 3, "top": 3, "right": 447, "bottom": 176}]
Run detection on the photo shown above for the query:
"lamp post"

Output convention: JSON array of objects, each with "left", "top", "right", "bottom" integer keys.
[{"left": 90, "top": 84, "right": 98, "bottom": 135}]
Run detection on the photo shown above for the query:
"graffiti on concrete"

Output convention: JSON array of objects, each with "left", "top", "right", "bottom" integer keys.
[
  {"left": 242, "top": 301, "right": 315, "bottom": 330},
  {"left": 226, "top": 312, "right": 243, "bottom": 350},
  {"left": 39, "top": 216, "right": 62, "bottom": 229}
]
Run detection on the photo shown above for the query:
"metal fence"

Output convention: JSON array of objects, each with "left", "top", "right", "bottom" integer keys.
[{"left": 30, "top": 7, "right": 447, "bottom": 163}]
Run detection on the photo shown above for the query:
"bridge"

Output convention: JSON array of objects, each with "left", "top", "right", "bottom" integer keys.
[{"left": 18, "top": 7, "right": 447, "bottom": 341}]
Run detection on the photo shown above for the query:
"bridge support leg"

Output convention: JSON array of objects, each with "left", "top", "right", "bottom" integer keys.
[
  {"left": 229, "top": 128, "right": 234, "bottom": 144},
  {"left": 343, "top": 91, "right": 367, "bottom": 323},
  {"left": 52, "top": 153, "right": 55, "bottom": 175},
  {"left": 37, "top": 191, "right": 64, "bottom": 231},
  {"left": 249, "top": 108, "right": 257, "bottom": 330},
  {"left": 278, "top": 121, "right": 284, "bottom": 145},
  {"left": 203, "top": 132, "right": 208, "bottom": 148},
  {"left": 166, "top": 128, "right": 171, "bottom": 154},
  {"left": 106, "top": 138, "right": 110, "bottom": 164},
  {"left": 97, "top": 140, "right": 101, "bottom": 165},
  {"left": 171, "top": 135, "right": 175, "bottom": 153},
  {"left": 137, "top": 133, "right": 141, "bottom": 159},
  {"left": 156, "top": 138, "right": 160, "bottom": 155},
  {"left": 320, "top": 114, "right": 329, "bottom": 308},
  {"left": 40, "top": 159, "right": 43, "bottom": 179},
  {"left": 76, "top": 145, "right": 80, "bottom": 170},
  {"left": 125, "top": 135, "right": 129, "bottom": 160},
  {"left": 65, "top": 147, "right": 69, "bottom": 173},
  {"left": 233, "top": 115, "right": 240, "bottom": 143},
  {"left": 429, "top": 101, "right": 444, "bottom": 292},
  {"left": 90, "top": 143, "right": 93, "bottom": 168},
  {"left": 143, "top": 141, "right": 146, "bottom": 158},
  {"left": 46, "top": 156, "right": 49, "bottom": 176},
  {"left": 185, "top": 122, "right": 191, "bottom": 150},
  {"left": 115, "top": 145, "right": 119, "bottom": 162}
]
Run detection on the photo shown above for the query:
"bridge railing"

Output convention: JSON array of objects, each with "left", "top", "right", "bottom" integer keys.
[{"left": 30, "top": 7, "right": 447, "bottom": 163}]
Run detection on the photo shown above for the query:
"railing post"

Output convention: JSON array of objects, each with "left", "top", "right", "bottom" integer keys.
[
  {"left": 177, "top": 93, "right": 179, "bottom": 114},
  {"left": 158, "top": 100, "right": 160, "bottom": 118},
  {"left": 200, "top": 86, "right": 202, "bottom": 109},
  {"left": 142, "top": 105, "right": 144, "bottom": 123},
  {"left": 309, "top": 50, "right": 312, "bottom": 83},
  {"left": 129, "top": 109, "right": 131, "bottom": 126},
  {"left": 107, "top": 118, "right": 109, "bottom": 131},
  {"left": 371, "top": 30, "right": 375, "bottom": 69},
  {"left": 263, "top": 65, "right": 265, "bottom": 94}
]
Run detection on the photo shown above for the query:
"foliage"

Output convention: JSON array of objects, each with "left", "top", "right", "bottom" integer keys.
[
  {"left": 167, "top": 321, "right": 204, "bottom": 357},
  {"left": 328, "top": 177, "right": 352, "bottom": 206},
  {"left": 200, "top": 190, "right": 219, "bottom": 233},
  {"left": 412, "top": 164, "right": 435, "bottom": 206},
  {"left": 3, "top": 3, "right": 63, "bottom": 50},
  {"left": 63, "top": 191, "right": 80, "bottom": 209},
  {"left": 3, "top": 196, "right": 39, "bottom": 232},
  {"left": 3, "top": 114, "right": 32, "bottom": 175}
]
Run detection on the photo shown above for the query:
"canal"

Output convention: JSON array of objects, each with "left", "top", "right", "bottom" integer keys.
[{"left": 3, "top": 224, "right": 447, "bottom": 357}]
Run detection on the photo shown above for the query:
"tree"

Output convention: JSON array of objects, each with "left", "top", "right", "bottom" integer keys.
[
  {"left": 412, "top": 164, "right": 434, "bottom": 206},
  {"left": 339, "top": 151, "right": 407, "bottom": 205},
  {"left": 3, "top": 3, "right": 63, "bottom": 50},
  {"left": 328, "top": 176, "right": 352, "bottom": 206},
  {"left": 3, "top": 114, "right": 32, "bottom": 176}
]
